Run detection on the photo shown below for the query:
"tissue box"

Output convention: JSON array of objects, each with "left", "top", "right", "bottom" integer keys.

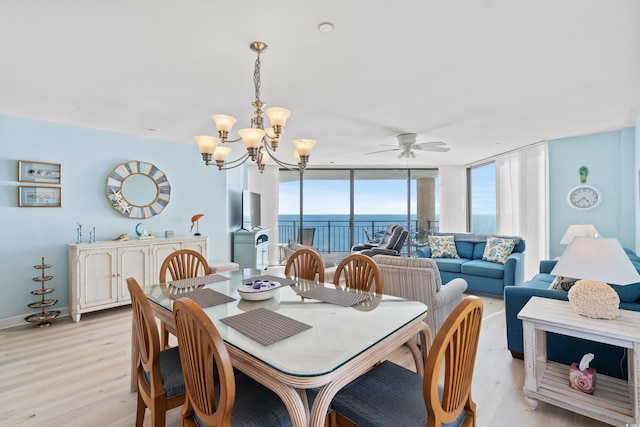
[{"left": 569, "top": 362, "right": 596, "bottom": 394}]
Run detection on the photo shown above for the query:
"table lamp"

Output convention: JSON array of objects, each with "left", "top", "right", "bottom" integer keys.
[
  {"left": 550, "top": 237, "right": 640, "bottom": 319},
  {"left": 559, "top": 224, "right": 600, "bottom": 244}
]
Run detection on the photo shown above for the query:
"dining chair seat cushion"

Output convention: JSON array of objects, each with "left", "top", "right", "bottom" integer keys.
[
  {"left": 193, "top": 372, "right": 293, "bottom": 427},
  {"left": 142, "top": 346, "right": 185, "bottom": 399},
  {"left": 331, "top": 361, "right": 466, "bottom": 427}
]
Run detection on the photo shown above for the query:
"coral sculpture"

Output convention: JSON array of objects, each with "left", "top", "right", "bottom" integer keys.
[{"left": 568, "top": 280, "right": 620, "bottom": 319}]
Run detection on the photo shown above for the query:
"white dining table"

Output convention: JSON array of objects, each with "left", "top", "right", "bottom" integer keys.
[{"left": 134, "top": 269, "right": 429, "bottom": 427}]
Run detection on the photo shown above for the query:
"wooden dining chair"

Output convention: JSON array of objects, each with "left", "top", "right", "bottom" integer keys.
[
  {"left": 172, "top": 298, "right": 293, "bottom": 426},
  {"left": 330, "top": 296, "right": 483, "bottom": 427},
  {"left": 158, "top": 249, "right": 211, "bottom": 348},
  {"left": 284, "top": 248, "right": 325, "bottom": 282},
  {"left": 127, "top": 277, "right": 185, "bottom": 427},
  {"left": 333, "top": 253, "right": 383, "bottom": 294}
]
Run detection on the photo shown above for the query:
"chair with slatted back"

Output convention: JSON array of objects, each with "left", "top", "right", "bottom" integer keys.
[
  {"left": 172, "top": 298, "right": 293, "bottom": 427},
  {"left": 330, "top": 296, "right": 484, "bottom": 427},
  {"left": 284, "top": 248, "right": 325, "bottom": 283},
  {"left": 127, "top": 277, "right": 185, "bottom": 427},
  {"left": 333, "top": 253, "right": 383, "bottom": 294},
  {"left": 158, "top": 249, "right": 211, "bottom": 348}
]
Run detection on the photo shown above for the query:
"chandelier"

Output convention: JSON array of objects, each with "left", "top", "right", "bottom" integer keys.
[{"left": 195, "top": 42, "right": 316, "bottom": 173}]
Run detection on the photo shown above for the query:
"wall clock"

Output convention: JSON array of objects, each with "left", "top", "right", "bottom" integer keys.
[{"left": 566, "top": 185, "right": 601, "bottom": 210}]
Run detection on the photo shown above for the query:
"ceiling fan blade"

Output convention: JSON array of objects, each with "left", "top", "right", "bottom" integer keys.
[
  {"left": 414, "top": 141, "right": 446, "bottom": 148},
  {"left": 413, "top": 146, "right": 450, "bottom": 152},
  {"left": 365, "top": 148, "right": 401, "bottom": 155}
]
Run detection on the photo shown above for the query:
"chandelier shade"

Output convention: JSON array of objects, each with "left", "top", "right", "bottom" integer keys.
[{"left": 195, "top": 42, "right": 315, "bottom": 172}]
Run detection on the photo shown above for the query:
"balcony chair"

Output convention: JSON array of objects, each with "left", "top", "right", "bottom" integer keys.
[
  {"left": 330, "top": 296, "right": 483, "bottom": 427},
  {"left": 284, "top": 247, "right": 326, "bottom": 283},
  {"left": 127, "top": 277, "right": 185, "bottom": 427},
  {"left": 351, "top": 224, "right": 401, "bottom": 253},
  {"left": 159, "top": 249, "right": 211, "bottom": 349},
  {"left": 360, "top": 229, "right": 408, "bottom": 257},
  {"left": 372, "top": 255, "right": 467, "bottom": 335},
  {"left": 172, "top": 298, "right": 293, "bottom": 426},
  {"left": 298, "top": 227, "right": 316, "bottom": 246},
  {"left": 333, "top": 253, "right": 383, "bottom": 294}
]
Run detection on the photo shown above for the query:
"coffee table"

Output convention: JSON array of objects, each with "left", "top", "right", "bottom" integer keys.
[{"left": 518, "top": 296, "right": 640, "bottom": 425}]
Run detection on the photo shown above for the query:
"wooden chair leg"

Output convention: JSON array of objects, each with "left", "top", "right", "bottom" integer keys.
[
  {"left": 135, "top": 393, "right": 146, "bottom": 427},
  {"left": 160, "top": 322, "right": 170, "bottom": 349}
]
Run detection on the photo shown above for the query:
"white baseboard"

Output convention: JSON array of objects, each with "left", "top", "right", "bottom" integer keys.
[{"left": 0, "top": 306, "right": 70, "bottom": 330}]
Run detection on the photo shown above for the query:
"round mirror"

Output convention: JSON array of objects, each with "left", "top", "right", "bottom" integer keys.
[
  {"left": 122, "top": 174, "right": 158, "bottom": 206},
  {"left": 106, "top": 161, "right": 171, "bottom": 219}
]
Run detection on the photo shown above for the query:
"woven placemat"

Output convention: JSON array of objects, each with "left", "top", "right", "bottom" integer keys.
[
  {"left": 170, "top": 288, "right": 235, "bottom": 308},
  {"left": 296, "top": 287, "right": 371, "bottom": 307},
  {"left": 168, "top": 274, "right": 229, "bottom": 288},
  {"left": 244, "top": 274, "right": 298, "bottom": 287},
  {"left": 220, "top": 308, "right": 312, "bottom": 346}
]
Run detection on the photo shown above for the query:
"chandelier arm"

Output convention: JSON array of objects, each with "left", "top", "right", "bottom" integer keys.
[
  {"left": 221, "top": 137, "right": 243, "bottom": 143},
  {"left": 215, "top": 152, "right": 251, "bottom": 170},
  {"left": 262, "top": 140, "right": 303, "bottom": 170}
]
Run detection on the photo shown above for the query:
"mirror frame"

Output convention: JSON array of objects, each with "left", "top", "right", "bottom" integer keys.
[{"left": 106, "top": 160, "right": 171, "bottom": 219}]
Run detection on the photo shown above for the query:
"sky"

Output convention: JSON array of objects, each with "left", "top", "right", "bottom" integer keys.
[{"left": 279, "top": 164, "right": 496, "bottom": 216}]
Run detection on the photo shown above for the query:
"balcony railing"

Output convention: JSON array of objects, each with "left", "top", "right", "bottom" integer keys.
[{"left": 278, "top": 218, "right": 439, "bottom": 255}]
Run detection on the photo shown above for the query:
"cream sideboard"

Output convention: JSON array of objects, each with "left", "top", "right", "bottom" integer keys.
[{"left": 69, "top": 235, "right": 208, "bottom": 322}]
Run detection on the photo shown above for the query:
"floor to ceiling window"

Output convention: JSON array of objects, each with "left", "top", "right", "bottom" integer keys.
[
  {"left": 278, "top": 168, "right": 438, "bottom": 255},
  {"left": 468, "top": 163, "right": 497, "bottom": 234}
]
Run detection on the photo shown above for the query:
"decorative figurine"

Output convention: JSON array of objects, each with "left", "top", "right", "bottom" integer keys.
[
  {"left": 76, "top": 223, "right": 83, "bottom": 244},
  {"left": 191, "top": 214, "right": 204, "bottom": 236}
]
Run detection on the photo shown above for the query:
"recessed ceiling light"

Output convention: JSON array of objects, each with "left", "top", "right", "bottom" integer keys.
[{"left": 318, "top": 22, "right": 334, "bottom": 33}]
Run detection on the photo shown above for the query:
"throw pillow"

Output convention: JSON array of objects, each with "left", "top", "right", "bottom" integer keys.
[
  {"left": 549, "top": 276, "right": 578, "bottom": 291},
  {"left": 428, "top": 235, "right": 459, "bottom": 259},
  {"left": 482, "top": 236, "right": 517, "bottom": 264}
]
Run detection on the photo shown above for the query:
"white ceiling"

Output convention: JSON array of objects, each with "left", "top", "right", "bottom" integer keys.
[{"left": 1, "top": 1, "right": 639, "bottom": 168}]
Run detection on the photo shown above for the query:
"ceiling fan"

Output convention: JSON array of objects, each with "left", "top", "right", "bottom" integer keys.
[{"left": 365, "top": 133, "right": 449, "bottom": 158}]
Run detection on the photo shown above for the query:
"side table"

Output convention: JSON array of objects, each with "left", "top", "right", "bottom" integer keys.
[{"left": 518, "top": 296, "right": 640, "bottom": 425}]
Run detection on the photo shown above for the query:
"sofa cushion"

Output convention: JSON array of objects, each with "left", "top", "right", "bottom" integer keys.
[
  {"left": 482, "top": 237, "right": 517, "bottom": 264},
  {"left": 610, "top": 282, "right": 640, "bottom": 303},
  {"left": 435, "top": 258, "right": 468, "bottom": 273},
  {"left": 428, "top": 235, "right": 459, "bottom": 258},
  {"left": 461, "top": 260, "right": 505, "bottom": 279},
  {"left": 455, "top": 241, "right": 474, "bottom": 260},
  {"left": 472, "top": 243, "right": 486, "bottom": 260},
  {"left": 531, "top": 273, "right": 556, "bottom": 284}
]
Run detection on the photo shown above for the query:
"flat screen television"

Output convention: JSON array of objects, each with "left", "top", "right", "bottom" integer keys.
[{"left": 242, "top": 190, "right": 261, "bottom": 230}]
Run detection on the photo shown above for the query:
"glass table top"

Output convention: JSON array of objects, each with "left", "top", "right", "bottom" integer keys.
[{"left": 143, "top": 269, "right": 427, "bottom": 377}]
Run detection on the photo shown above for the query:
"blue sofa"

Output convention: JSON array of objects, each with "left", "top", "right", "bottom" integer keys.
[
  {"left": 504, "top": 249, "right": 640, "bottom": 380},
  {"left": 417, "top": 232, "right": 525, "bottom": 296}
]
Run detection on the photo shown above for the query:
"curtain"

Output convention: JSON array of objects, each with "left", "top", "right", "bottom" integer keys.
[{"left": 496, "top": 143, "right": 547, "bottom": 280}]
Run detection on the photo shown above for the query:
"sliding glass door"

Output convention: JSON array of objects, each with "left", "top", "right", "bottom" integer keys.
[{"left": 279, "top": 168, "right": 438, "bottom": 255}]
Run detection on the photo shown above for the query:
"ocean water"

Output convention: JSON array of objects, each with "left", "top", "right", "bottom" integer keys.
[{"left": 278, "top": 213, "right": 496, "bottom": 252}]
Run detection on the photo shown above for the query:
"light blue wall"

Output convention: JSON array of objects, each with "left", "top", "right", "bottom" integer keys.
[
  {"left": 0, "top": 114, "right": 244, "bottom": 324},
  {"left": 548, "top": 127, "right": 636, "bottom": 258}
]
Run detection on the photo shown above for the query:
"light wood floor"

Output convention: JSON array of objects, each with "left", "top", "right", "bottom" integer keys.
[{"left": 0, "top": 294, "right": 610, "bottom": 427}]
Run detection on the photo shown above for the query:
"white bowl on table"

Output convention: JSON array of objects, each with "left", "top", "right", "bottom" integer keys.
[{"left": 237, "top": 279, "right": 281, "bottom": 301}]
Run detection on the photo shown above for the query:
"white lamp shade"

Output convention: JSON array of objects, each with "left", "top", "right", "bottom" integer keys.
[
  {"left": 213, "top": 146, "right": 232, "bottom": 161},
  {"left": 211, "top": 114, "right": 237, "bottom": 132},
  {"left": 194, "top": 136, "right": 220, "bottom": 154},
  {"left": 265, "top": 107, "right": 291, "bottom": 127},
  {"left": 551, "top": 237, "right": 640, "bottom": 285},
  {"left": 238, "top": 128, "right": 266, "bottom": 149},
  {"left": 292, "top": 139, "right": 317, "bottom": 156},
  {"left": 560, "top": 224, "right": 600, "bottom": 244}
]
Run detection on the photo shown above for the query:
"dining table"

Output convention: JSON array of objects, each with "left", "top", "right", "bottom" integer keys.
[{"left": 132, "top": 269, "right": 429, "bottom": 427}]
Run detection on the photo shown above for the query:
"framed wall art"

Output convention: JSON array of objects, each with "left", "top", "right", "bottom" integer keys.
[
  {"left": 19, "top": 186, "right": 62, "bottom": 208},
  {"left": 18, "top": 160, "right": 61, "bottom": 184}
]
